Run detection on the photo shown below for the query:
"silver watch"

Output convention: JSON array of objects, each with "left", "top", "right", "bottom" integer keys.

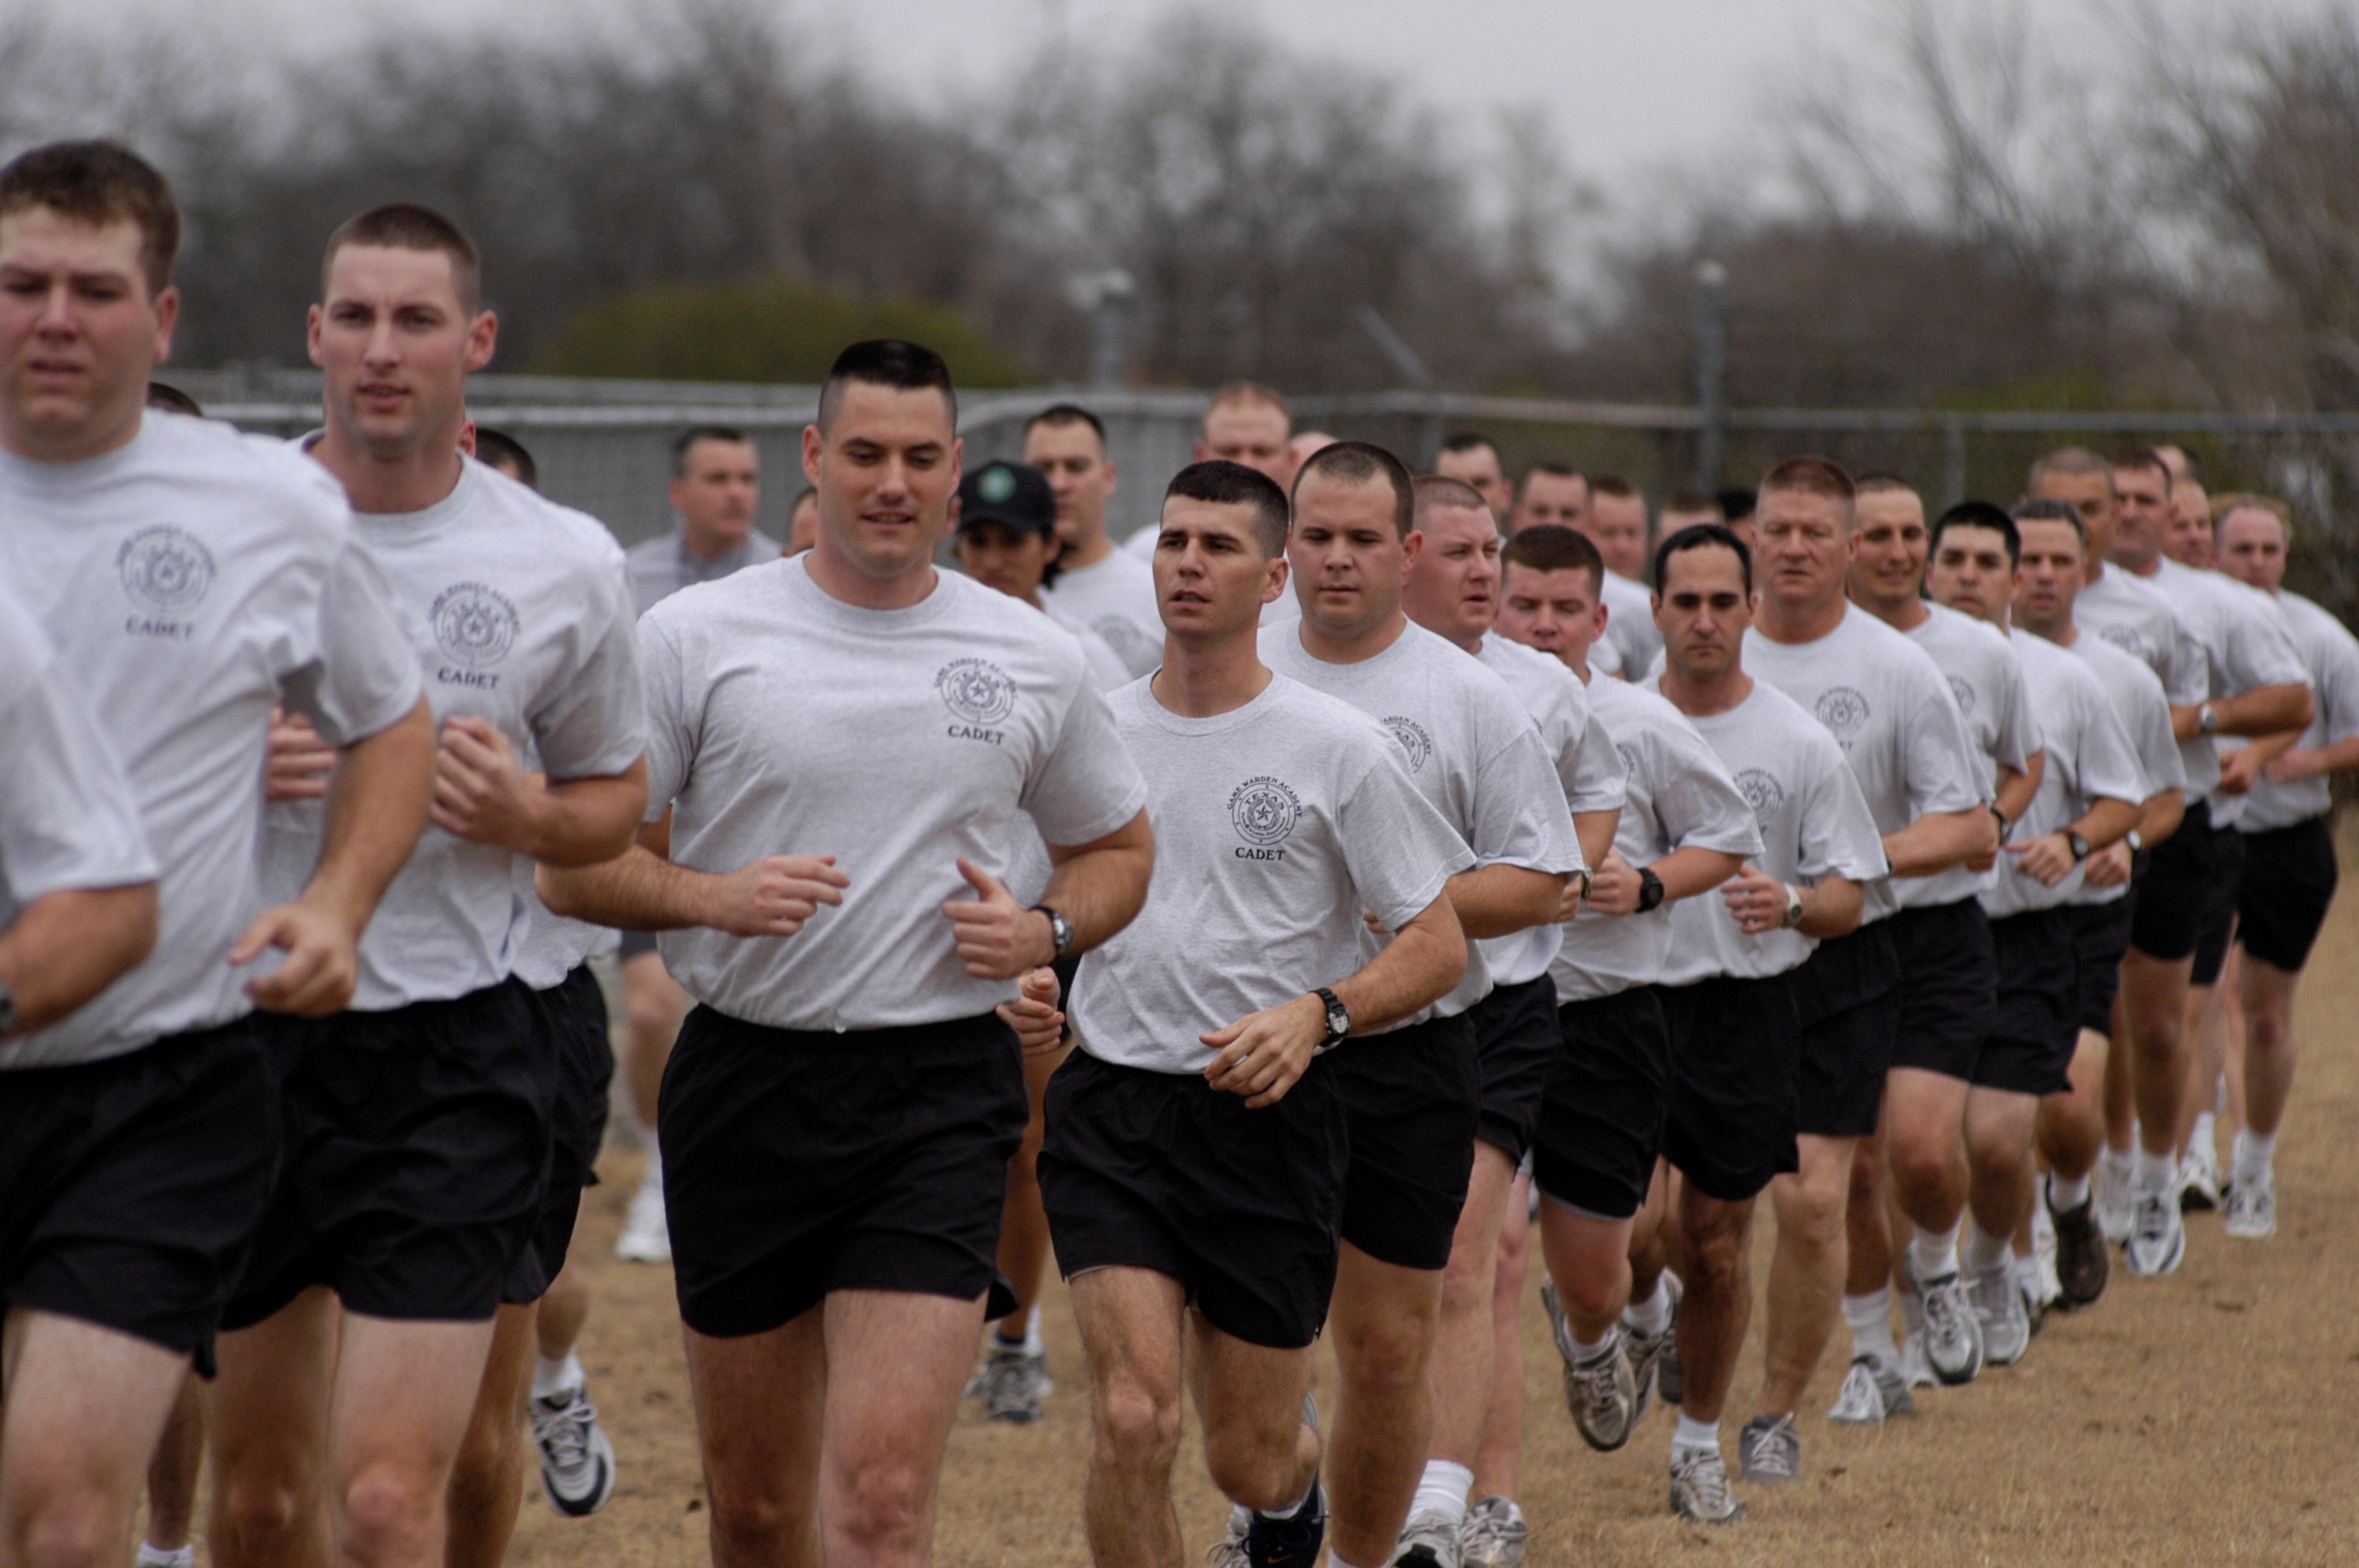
[
  {"left": 1031, "top": 904, "right": 1076, "bottom": 960},
  {"left": 1779, "top": 885, "right": 1807, "bottom": 930},
  {"left": 0, "top": 976, "right": 13, "bottom": 1036}
]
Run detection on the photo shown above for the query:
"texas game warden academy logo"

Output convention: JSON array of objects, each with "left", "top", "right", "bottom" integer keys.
[
  {"left": 936, "top": 657, "right": 1018, "bottom": 725},
  {"left": 1815, "top": 685, "right": 1872, "bottom": 743},
  {"left": 1946, "top": 675, "right": 1977, "bottom": 719},
  {"left": 431, "top": 582, "right": 521, "bottom": 669},
  {"left": 1384, "top": 716, "right": 1434, "bottom": 774},
  {"left": 116, "top": 525, "right": 216, "bottom": 613},
  {"left": 1734, "top": 767, "right": 1787, "bottom": 828},
  {"left": 1230, "top": 775, "right": 1302, "bottom": 849}
]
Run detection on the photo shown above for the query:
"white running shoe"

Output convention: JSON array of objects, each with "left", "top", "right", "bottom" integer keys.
[
  {"left": 1910, "top": 1268, "right": 1984, "bottom": 1386},
  {"left": 530, "top": 1384, "right": 618, "bottom": 1518},
  {"left": 2094, "top": 1156, "right": 2135, "bottom": 1245},
  {"left": 615, "top": 1165, "right": 671, "bottom": 1263},
  {"left": 1620, "top": 1272, "right": 1681, "bottom": 1428},
  {"left": 2223, "top": 1174, "right": 2277, "bottom": 1240},
  {"left": 1899, "top": 1328, "right": 1936, "bottom": 1390},
  {"left": 1826, "top": 1355, "right": 1911, "bottom": 1424},
  {"left": 1968, "top": 1263, "right": 2030, "bottom": 1367},
  {"left": 2177, "top": 1144, "right": 2222, "bottom": 1212},
  {"left": 1459, "top": 1497, "right": 1525, "bottom": 1568},
  {"left": 2124, "top": 1188, "right": 2187, "bottom": 1276},
  {"left": 1392, "top": 1508, "right": 1462, "bottom": 1568},
  {"left": 1668, "top": 1444, "right": 1742, "bottom": 1524}
]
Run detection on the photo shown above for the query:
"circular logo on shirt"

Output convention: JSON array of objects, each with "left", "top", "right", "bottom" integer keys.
[
  {"left": 1946, "top": 674, "right": 1977, "bottom": 718},
  {"left": 2099, "top": 623, "right": 2142, "bottom": 655},
  {"left": 1815, "top": 685, "right": 1872, "bottom": 741},
  {"left": 1383, "top": 715, "right": 1434, "bottom": 773},
  {"left": 1230, "top": 775, "right": 1302, "bottom": 847},
  {"left": 115, "top": 525, "right": 216, "bottom": 613},
  {"left": 1616, "top": 742, "right": 1643, "bottom": 782},
  {"left": 936, "top": 657, "right": 1017, "bottom": 725},
  {"left": 430, "top": 582, "right": 522, "bottom": 668},
  {"left": 1092, "top": 614, "right": 1158, "bottom": 667},
  {"left": 1734, "top": 767, "right": 1787, "bottom": 827}
]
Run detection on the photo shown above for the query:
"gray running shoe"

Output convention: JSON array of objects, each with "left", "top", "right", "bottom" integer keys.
[
  {"left": 1911, "top": 1269, "right": 1983, "bottom": 1386},
  {"left": 2224, "top": 1174, "right": 2277, "bottom": 1240},
  {"left": 1735, "top": 1414, "right": 1800, "bottom": 1484},
  {"left": 980, "top": 1344, "right": 1047, "bottom": 1423},
  {"left": 1543, "top": 1287, "right": 1637, "bottom": 1453},
  {"left": 1968, "top": 1263, "right": 2030, "bottom": 1367},
  {"left": 1620, "top": 1273, "right": 1681, "bottom": 1428},
  {"left": 1668, "top": 1443, "right": 1743, "bottom": 1523},
  {"left": 1898, "top": 1327, "right": 1935, "bottom": 1390},
  {"left": 2048, "top": 1192, "right": 2110, "bottom": 1308},
  {"left": 2178, "top": 1144, "right": 2222, "bottom": 1212},
  {"left": 529, "top": 1384, "right": 617, "bottom": 1518},
  {"left": 2094, "top": 1156, "right": 2135, "bottom": 1244},
  {"left": 1205, "top": 1508, "right": 1251, "bottom": 1568},
  {"left": 1392, "top": 1508, "right": 1462, "bottom": 1568},
  {"left": 1458, "top": 1497, "right": 1525, "bottom": 1568},
  {"left": 1826, "top": 1355, "right": 1912, "bottom": 1424},
  {"left": 2124, "top": 1189, "right": 2187, "bottom": 1277}
]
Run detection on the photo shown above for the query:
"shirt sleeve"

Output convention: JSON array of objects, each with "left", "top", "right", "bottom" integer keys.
[
  {"left": 2220, "top": 593, "right": 2311, "bottom": 695},
  {"left": 1652, "top": 730, "right": 1765, "bottom": 859},
  {"left": 2125, "top": 666, "right": 2187, "bottom": 795},
  {"left": 2319, "top": 619, "right": 2359, "bottom": 745},
  {"left": 1337, "top": 740, "right": 1477, "bottom": 935},
  {"left": 1557, "top": 678, "right": 1629, "bottom": 815},
  {"left": 281, "top": 536, "right": 425, "bottom": 746},
  {"left": 0, "top": 633, "right": 158, "bottom": 909},
  {"left": 2072, "top": 680, "right": 2148, "bottom": 810},
  {"left": 529, "top": 553, "right": 649, "bottom": 782},
  {"left": 1899, "top": 656, "right": 1990, "bottom": 814},
  {"left": 638, "top": 612, "right": 694, "bottom": 821},
  {"left": 1468, "top": 720, "right": 1586, "bottom": 876},
  {"left": 2161, "top": 603, "right": 2209, "bottom": 707},
  {"left": 1021, "top": 671, "right": 1150, "bottom": 851},
  {"left": 1990, "top": 642, "right": 2042, "bottom": 773},
  {"left": 1797, "top": 733, "right": 1892, "bottom": 884}
]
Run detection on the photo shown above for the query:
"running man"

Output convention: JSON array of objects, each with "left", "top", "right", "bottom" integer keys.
[
  {"left": 1028, "top": 403, "right": 1164, "bottom": 677},
  {"left": 0, "top": 140, "right": 434, "bottom": 1568},
  {"left": 1043, "top": 459, "right": 1471, "bottom": 1568},
  {"left": 540, "top": 339, "right": 1154, "bottom": 1568},
  {"left": 1579, "top": 476, "right": 1660, "bottom": 677}
]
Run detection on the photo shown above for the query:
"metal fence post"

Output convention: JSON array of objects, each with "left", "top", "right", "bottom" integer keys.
[
  {"left": 1692, "top": 260, "right": 1727, "bottom": 489},
  {"left": 1943, "top": 416, "right": 1968, "bottom": 506}
]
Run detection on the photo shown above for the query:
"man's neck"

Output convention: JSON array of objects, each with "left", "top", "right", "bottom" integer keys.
[
  {"left": 1660, "top": 662, "right": 1751, "bottom": 718},
  {"left": 1756, "top": 589, "right": 1846, "bottom": 646},
  {"left": 680, "top": 524, "right": 745, "bottom": 564},
  {"left": 1061, "top": 524, "right": 1113, "bottom": 572},
  {"left": 1851, "top": 586, "right": 1928, "bottom": 633},
  {"left": 1296, "top": 605, "right": 1408, "bottom": 666},
  {"left": 2023, "top": 615, "right": 2074, "bottom": 648},
  {"left": 2113, "top": 544, "right": 2161, "bottom": 578},
  {"left": 1154, "top": 633, "right": 1267, "bottom": 717},
  {"left": 1412, "top": 612, "right": 1485, "bottom": 658},
  {"left": 2, "top": 399, "right": 144, "bottom": 465},
  {"left": 1562, "top": 646, "right": 1595, "bottom": 684},
  {"left": 804, "top": 539, "right": 937, "bottom": 611},
  {"left": 315, "top": 423, "right": 464, "bottom": 515}
]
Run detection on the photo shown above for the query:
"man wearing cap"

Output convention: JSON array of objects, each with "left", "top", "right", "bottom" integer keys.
[{"left": 958, "top": 460, "right": 1132, "bottom": 693}]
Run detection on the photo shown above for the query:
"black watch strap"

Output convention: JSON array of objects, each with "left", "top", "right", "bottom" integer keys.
[
  {"left": 0, "top": 977, "right": 13, "bottom": 1036},
  {"left": 2066, "top": 829, "right": 2091, "bottom": 862},
  {"left": 1637, "top": 866, "right": 1666, "bottom": 913},
  {"left": 1031, "top": 904, "right": 1076, "bottom": 960},
  {"left": 1314, "top": 986, "right": 1351, "bottom": 1047}
]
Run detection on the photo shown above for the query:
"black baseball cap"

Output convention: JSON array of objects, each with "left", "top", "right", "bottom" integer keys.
[{"left": 956, "top": 461, "right": 1056, "bottom": 535}]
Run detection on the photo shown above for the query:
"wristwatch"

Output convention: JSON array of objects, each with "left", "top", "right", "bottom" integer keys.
[
  {"left": 2065, "top": 829, "right": 2091, "bottom": 862},
  {"left": 0, "top": 976, "right": 13, "bottom": 1036},
  {"left": 1989, "top": 804, "right": 2012, "bottom": 840},
  {"left": 1030, "top": 904, "right": 1076, "bottom": 960},
  {"left": 1313, "top": 985, "right": 1352, "bottom": 1049},
  {"left": 1570, "top": 867, "right": 1594, "bottom": 904},
  {"left": 2198, "top": 702, "right": 2219, "bottom": 735},
  {"left": 1636, "top": 866, "right": 1666, "bottom": 913},
  {"left": 1780, "top": 885, "right": 1807, "bottom": 929},
  {"left": 2127, "top": 828, "right": 2145, "bottom": 853}
]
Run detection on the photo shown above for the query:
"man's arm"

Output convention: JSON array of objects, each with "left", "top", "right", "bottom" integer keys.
[
  {"left": 1993, "top": 756, "right": 2041, "bottom": 831},
  {"left": 942, "top": 811, "right": 1156, "bottom": 980},
  {"left": 2216, "top": 729, "right": 2303, "bottom": 795},
  {"left": 1882, "top": 805, "right": 1997, "bottom": 879},
  {"left": 1572, "top": 809, "right": 1620, "bottom": 880},
  {"left": 1201, "top": 890, "right": 1467, "bottom": 1109},
  {"left": 2267, "top": 732, "right": 2359, "bottom": 783},
  {"left": 0, "top": 884, "right": 158, "bottom": 1038},
  {"left": 2175, "top": 684, "right": 2314, "bottom": 741},
  {"left": 537, "top": 811, "right": 851, "bottom": 936},
  {"left": 2008, "top": 797, "right": 2142, "bottom": 887},
  {"left": 1447, "top": 863, "right": 1570, "bottom": 939},
  {"left": 1721, "top": 867, "right": 1863, "bottom": 939},
  {"left": 431, "top": 716, "right": 648, "bottom": 866},
  {"left": 1580, "top": 845, "right": 1746, "bottom": 918},
  {"left": 232, "top": 697, "right": 435, "bottom": 1016}
]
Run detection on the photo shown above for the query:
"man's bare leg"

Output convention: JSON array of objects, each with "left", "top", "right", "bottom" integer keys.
[
  {"left": 1469, "top": 1171, "right": 1531, "bottom": 1506},
  {"left": 2231, "top": 953, "right": 2303, "bottom": 1220},
  {"left": 980, "top": 1043, "right": 1070, "bottom": 1415},
  {"left": 1761, "top": 1134, "right": 1857, "bottom": 1417},
  {"left": 139, "top": 1373, "right": 204, "bottom": 1564},
  {"left": 2, "top": 1308, "right": 191, "bottom": 1568},
  {"left": 2117, "top": 949, "right": 2197, "bottom": 1268},
  {"left": 1419, "top": 1143, "right": 1518, "bottom": 1536},
  {"left": 1325, "top": 1246, "right": 1445, "bottom": 1568},
  {"left": 321, "top": 1316, "right": 499, "bottom": 1568},
  {"left": 1668, "top": 1185, "right": 1754, "bottom": 1438},
  {"left": 209, "top": 1287, "right": 339, "bottom": 1568},
  {"left": 444, "top": 1305, "right": 536, "bottom": 1568},
  {"left": 616, "top": 952, "right": 687, "bottom": 1259},
  {"left": 1070, "top": 1270, "right": 1188, "bottom": 1568}
]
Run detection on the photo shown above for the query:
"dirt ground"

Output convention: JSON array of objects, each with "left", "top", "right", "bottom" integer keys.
[{"left": 227, "top": 837, "right": 2359, "bottom": 1567}]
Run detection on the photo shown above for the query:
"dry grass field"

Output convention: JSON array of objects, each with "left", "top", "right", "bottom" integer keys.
[{"left": 234, "top": 831, "right": 2359, "bottom": 1567}]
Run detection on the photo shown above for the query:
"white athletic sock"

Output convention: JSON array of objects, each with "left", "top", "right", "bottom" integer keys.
[
  {"left": 1671, "top": 1414, "right": 1720, "bottom": 1455},
  {"left": 2231, "top": 1129, "right": 2277, "bottom": 1185},
  {"left": 2047, "top": 1171, "right": 2091, "bottom": 1211},
  {"left": 1025, "top": 1301, "right": 1045, "bottom": 1354},
  {"left": 1963, "top": 1220, "right": 2012, "bottom": 1276},
  {"left": 638, "top": 1139, "right": 663, "bottom": 1187},
  {"left": 1571, "top": 1324, "right": 1616, "bottom": 1359},
  {"left": 2190, "top": 1110, "right": 2216, "bottom": 1159},
  {"left": 1411, "top": 1460, "right": 1473, "bottom": 1526},
  {"left": 2132, "top": 1148, "right": 2175, "bottom": 1194},
  {"left": 1906, "top": 1221, "right": 1961, "bottom": 1281},
  {"left": 1623, "top": 1277, "right": 1674, "bottom": 1337},
  {"left": 2016, "top": 1253, "right": 2042, "bottom": 1296},
  {"left": 1259, "top": 1478, "right": 1317, "bottom": 1520},
  {"left": 531, "top": 1350, "right": 585, "bottom": 1402},
  {"left": 136, "top": 1546, "right": 194, "bottom": 1568},
  {"left": 1842, "top": 1287, "right": 1899, "bottom": 1367},
  {"left": 2101, "top": 1145, "right": 2134, "bottom": 1183}
]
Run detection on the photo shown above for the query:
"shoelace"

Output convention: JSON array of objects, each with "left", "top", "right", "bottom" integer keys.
[
  {"left": 983, "top": 1356, "right": 1032, "bottom": 1407},
  {"left": 2133, "top": 1194, "right": 2173, "bottom": 1243},
  {"left": 1921, "top": 1279, "right": 1971, "bottom": 1350},
  {"left": 1573, "top": 1352, "right": 1624, "bottom": 1425},
  {"left": 1676, "top": 1450, "right": 1736, "bottom": 1515},
  {"left": 533, "top": 1395, "right": 596, "bottom": 1473},
  {"left": 1745, "top": 1421, "right": 1797, "bottom": 1479}
]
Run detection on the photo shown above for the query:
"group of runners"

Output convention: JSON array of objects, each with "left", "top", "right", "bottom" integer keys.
[{"left": 2, "top": 138, "right": 2352, "bottom": 1568}]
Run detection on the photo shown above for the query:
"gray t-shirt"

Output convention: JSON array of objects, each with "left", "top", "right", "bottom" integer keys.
[
  {"left": 1986, "top": 630, "right": 2146, "bottom": 918},
  {"left": 1599, "top": 569, "right": 1662, "bottom": 678},
  {"left": 0, "top": 412, "right": 423, "bottom": 1067},
  {"left": 1261, "top": 617, "right": 1583, "bottom": 1022},
  {"left": 642, "top": 556, "right": 1149, "bottom": 1032},
  {"left": 1898, "top": 602, "right": 2043, "bottom": 909},
  {"left": 1046, "top": 601, "right": 1135, "bottom": 692},
  {"left": 2057, "top": 629, "right": 2183, "bottom": 908},
  {"left": 626, "top": 525, "right": 783, "bottom": 618},
  {"left": 1042, "top": 548, "right": 1164, "bottom": 679},
  {"left": 2237, "top": 591, "right": 2359, "bottom": 833},
  {"left": 1744, "top": 604, "right": 1986, "bottom": 922},
  {"left": 1474, "top": 632, "right": 1625, "bottom": 985},
  {"left": 2075, "top": 564, "right": 2206, "bottom": 710},
  {"left": 261, "top": 459, "right": 649, "bottom": 1010},
  {"left": 2139, "top": 558, "right": 2310, "bottom": 823},
  {"left": 1550, "top": 673, "right": 1761, "bottom": 1003},
  {"left": 1070, "top": 674, "right": 1472, "bottom": 1074},
  {"left": 1654, "top": 679, "right": 1888, "bottom": 984}
]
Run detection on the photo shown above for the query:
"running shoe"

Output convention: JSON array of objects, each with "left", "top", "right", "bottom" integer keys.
[
  {"left": 1458, "top": 1497, "right": 1525, "bottom": 1568},
  {"left": 2223, "top": 1174, "right": 2277, "bottom": 1240},
  {"left": 1899, "top": 1329, "right": 1935, "bottom": 1390},
  {"left": 1242, "top": 1479, "right": 1325, "bottom": 1568},
  {"left": 1543, "top": 1284, "right": 1637, "bottom": 1452},
  {"left": 615, "top": 1167, "right": 671, "bottom": 1263},
  {"left": 1968, "top": 1263, "right": 2030, "bottom": 1367},
  {"left": 1393, "top": 1508, "right": 1461, "bottom": 1568},
  {"left": 1668, "top": 1444, "right": 1742, "bottom": 1524},
  {"left": 2094, "top": 1156, "right": 2135, "bottom": 1245},
  {"left": 1910, "top": 1266, "right": 1983, "bottom": 1386},
  {"left": 1621, "top": 1273, "right": 1681, "bottom": 1426},
  {"left": 1735, "top": 1414, "right": 1800, "bottom": 1484},
  {"left": 1826, "top": 1355, "right": 1911, "bottom": 1424},
  {"left": 2124, "top": 1188, "right": 2187, "bottom": 1276},
  {"left": 2178, "top": 1143, "right": 2222, "bottom": 1212},
  {"left": 530, "top": 1384, "right": 618, "bottom": 1518},
  {"left": 2048, "top": 1192, "right": 2110, "bottom": 1308},
  {"left": 980, "top": 1343, "right": 1048, "bottom": 1424}
]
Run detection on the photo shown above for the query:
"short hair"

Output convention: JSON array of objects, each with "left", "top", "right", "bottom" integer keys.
[
  {"left": 1521, "top": 460, "right": 1585, "bottom": 498},
  {"left": 1717, "top": 487, "right": 1757, "bottom": 523},
  {"left": 322, "top": 202, "right": 482, "bottom": 312},
  {"left": 1501, "top": 523, "right": 1604, "bottom": 595},
  {"left": 791, "top": 484, "right": 819, "bottom": 514},
  {"left": 1587, "top": 474, "right": 1642, "bottom": 504},
  {"left": 1023, "top": 402, "right": 1107, "bottom": 450},
  {"left": 0, "top": 140, "right": 179, "bottom": 294},
  {"left": 1856, "top": 471, "right": 1919, "bottom": 499},
  {"left": 1294, "top": 441, "right": 1416, "bottom": 538},
  {"left": 1654, "top": 522, "right": 1753, "bottom": 597},
  {"left": 1439, "top": 431, "right": 1500, "bottom": 460},
  {"left": 1165, "top": 459, "right": 1289, "bottom": 557},
  {"left": 817, "top": 339, "right": 957, "bottom": 433},
  {"left": 2026, "top": 447, "right": 2115, "bottom": 497},
  {"left": 1413, "top": 475, "right": 1494, "bottom": 533},
  {"left": 2107, "top": 446, "right": 2173, "bottom": 490},
  {"left": 472, "top": 426, "right": 537, "bottom": 489},
  {"left": 1206, "top": 381, "right": 1289, "bottom": 424},
  {"left": 2165, "top": 446, "right": 2208, "bottom": 489},
  {"left": 672, "top": 424, "right": 752, "bottom": 477},
  {"left": 1758, "top": 456, "right": 1857, "bottom": 519},
  {"left": 1928, "top": 501, "right": 2019, "bottom": 567},
  {"left": 2211, "top": 492, "right": 2290, "bottom": 532},
  {"left": 145, "top": 381, "right": 202, "bottom": 416},
  {"left": 1660, "top": 488, "right": 1724, "bottom": 521},
  {"left": 2009, "top": 495, "right": 2086, "bottom": 545}
]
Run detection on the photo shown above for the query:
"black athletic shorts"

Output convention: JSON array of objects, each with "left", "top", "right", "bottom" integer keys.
[
  {"left": 1660, "top": 971, "right": 1805, "bottom": 1203},
  {"left": 1532, "top": 986, "right": 1669, "bottom": 1221},
  {"left": 2238, "top": 817, "right": 2339, "bottom": 973},
  {"left": 2132, "top": 798, "right": 2216, "bottom": 962},
  {"left": 1884, "top": 898, "right": 1997, "bottom": 1081},
  {"left": 1039, "top": 1051, "right": 1349, "bottom": 1349},
  {"left": 2191, "top": 822, "right": 2246, "bottom": 986},
  {"left": 503, "top": 965, "right": 613, "bottom": 1306},
  {"left": 1977, "top": 909, "right": 2079, "bottom": 1096},
  {"left": 1788, "top": 921, "right": 1902, "bottom": 1138},
  {"left": 1468, "top": 974, "right": 1561, "bottom": 1165},
  {"left": 1329, "top": 1012, "right": 1481, "bottom": 1271},
  {"left": 1, "top": 1019, "right": 274, "bottom": 1377},
  {"left": 224, "top": 977, "right": 551, "bottom": 1330},
  {"left": 660, "top": 1006, "right": 1027, "bottom": 1338},
  {"left": 2070, "top": 897, "right": 2137, "bottom": 1036},
  {"left": 618, "top": 931, "right": 660, "bottom": 963}
]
